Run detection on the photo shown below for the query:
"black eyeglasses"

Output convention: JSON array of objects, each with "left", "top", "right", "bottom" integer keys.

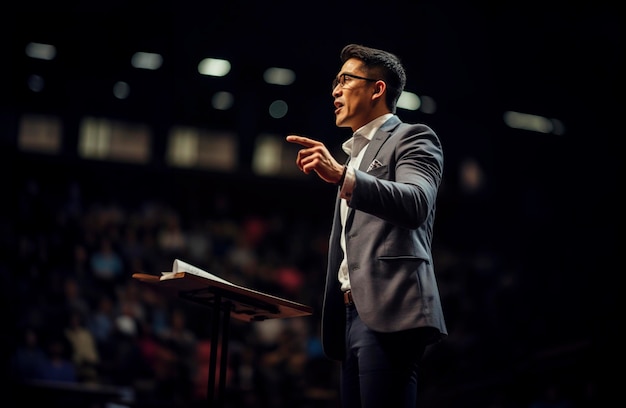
[{"left": 332, "top": 73, "right": 378, "bottom": 90}]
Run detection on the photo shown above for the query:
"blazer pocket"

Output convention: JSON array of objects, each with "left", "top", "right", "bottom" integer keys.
[
  {"left": 379, "top": 255, "right": 429, "bottom": 263},
  {"left": 366, "top": 165, "right": 388, "bottom": 177}
]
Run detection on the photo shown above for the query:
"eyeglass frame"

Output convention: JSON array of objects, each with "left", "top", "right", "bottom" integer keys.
[{"left": 332, "top": 73, "right": 379, "bottom": 91}]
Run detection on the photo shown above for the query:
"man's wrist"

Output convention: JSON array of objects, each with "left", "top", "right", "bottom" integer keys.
[{"left": 336, "top": 165, "right": 347, "bottom": 186}]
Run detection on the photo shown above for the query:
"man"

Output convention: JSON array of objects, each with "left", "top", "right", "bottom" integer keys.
[{"left": 286, "top": 44, "right": 447, "bottom": 408}]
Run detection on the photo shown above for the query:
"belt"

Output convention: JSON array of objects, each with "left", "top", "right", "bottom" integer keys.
[{"left": 343, "top": 290, "right": 354, "bottom": 305}]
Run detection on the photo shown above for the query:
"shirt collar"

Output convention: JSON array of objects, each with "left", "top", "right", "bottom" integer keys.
[{"left": 342, "top": 113, "right": 394, "bottom": 156}]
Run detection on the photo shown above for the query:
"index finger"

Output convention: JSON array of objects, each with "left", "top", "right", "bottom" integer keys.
[{"left": 286, "top": 135, "right": 321, "bottom": 147}]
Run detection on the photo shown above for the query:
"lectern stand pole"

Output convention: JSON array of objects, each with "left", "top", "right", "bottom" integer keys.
[{"left": 207, "top": 293, "right": 231, "bottom": 408}]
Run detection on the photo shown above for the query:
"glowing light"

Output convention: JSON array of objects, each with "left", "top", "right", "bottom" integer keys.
[
  {"left": 198, "top": 58, "right": 231, "bottom": 77},
  {"left": 25, "top": 42, "right": 56, "bottom": 60},
  {"left": 269, "top": 100, "right": 288, "bottom": 118},
  {"left": 131, "top": 52, "right": 163, "bottom": 70},
  {"left": 503, "top": 111, "right": 560, "bottom": 134},
  {"left": 397, "top": 91, "right": 421, "bottom": 111},
  {"left": 263, "top": 67, "right": 296, "bottom": 85}
]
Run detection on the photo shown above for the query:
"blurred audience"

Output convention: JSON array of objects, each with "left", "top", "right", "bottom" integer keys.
[
  {"left": 64, "top": 310, "right": 100, "bottom": 383},
  {"left": 10, "top": 327, "right": 47, "bottom": 382},
  {"left": 38, "top": 333, "right": 77, "bottom": 383},
  {"left": 4, "top": 176, "right": 595, "bottom": 407}
]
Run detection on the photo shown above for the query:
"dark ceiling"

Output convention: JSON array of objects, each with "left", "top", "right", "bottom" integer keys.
[
  {"left": 3, "top": 1, "right": 621, "bottom": 207},
  {"left": 1, "top": 1, "right": 621, "bottom": 199},
  {"left": 4, "top": 1, "right": 621, "bottom": 133}
]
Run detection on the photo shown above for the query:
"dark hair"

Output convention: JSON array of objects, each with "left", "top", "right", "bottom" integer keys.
[{"left": 340, "top": 44, "right": 406, "bottom": 113}]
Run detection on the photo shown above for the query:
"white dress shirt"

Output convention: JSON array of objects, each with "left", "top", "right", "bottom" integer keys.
[{"left": 337, "top": 113, "right": 393, "bottom": 291}]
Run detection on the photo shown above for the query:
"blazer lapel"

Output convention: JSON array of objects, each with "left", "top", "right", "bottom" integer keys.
[{"left": 359, "top": 115, "right": 401, "bottom": 172}]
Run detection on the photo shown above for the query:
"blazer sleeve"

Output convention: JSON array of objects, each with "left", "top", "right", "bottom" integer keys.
[{"left": 348, "top": 123, "right": 444, "bottom": 230}]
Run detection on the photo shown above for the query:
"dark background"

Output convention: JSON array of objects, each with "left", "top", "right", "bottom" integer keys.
[{"left": 1, "top": 1, "right": 621, "bottom": 407}]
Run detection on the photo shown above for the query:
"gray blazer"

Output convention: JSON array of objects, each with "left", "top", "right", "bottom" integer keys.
[{"left": 321, "top": 115, "right": 448, "bottom": 361}]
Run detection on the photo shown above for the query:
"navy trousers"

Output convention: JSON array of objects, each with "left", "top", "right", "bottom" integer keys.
[{"left": 340, "top": 304, "right": 427, "bottom": 408}]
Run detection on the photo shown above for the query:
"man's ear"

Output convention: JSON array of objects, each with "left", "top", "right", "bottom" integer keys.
[{"left": 373, "top": 80, "right": 386, "bottom": 95}]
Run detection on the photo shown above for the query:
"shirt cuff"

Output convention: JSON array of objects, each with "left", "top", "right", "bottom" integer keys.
[{"left": 339, "top": 166, "right": 355, "bottom": 200}]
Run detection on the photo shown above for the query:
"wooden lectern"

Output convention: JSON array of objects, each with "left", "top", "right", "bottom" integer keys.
[{"left": 133, "top": 271, "right": 313, "bottom": 408}]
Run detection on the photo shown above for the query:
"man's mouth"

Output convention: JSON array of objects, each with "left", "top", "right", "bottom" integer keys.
[{"left": 334, "top": 101, "right": 343, "bottom": 115}]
